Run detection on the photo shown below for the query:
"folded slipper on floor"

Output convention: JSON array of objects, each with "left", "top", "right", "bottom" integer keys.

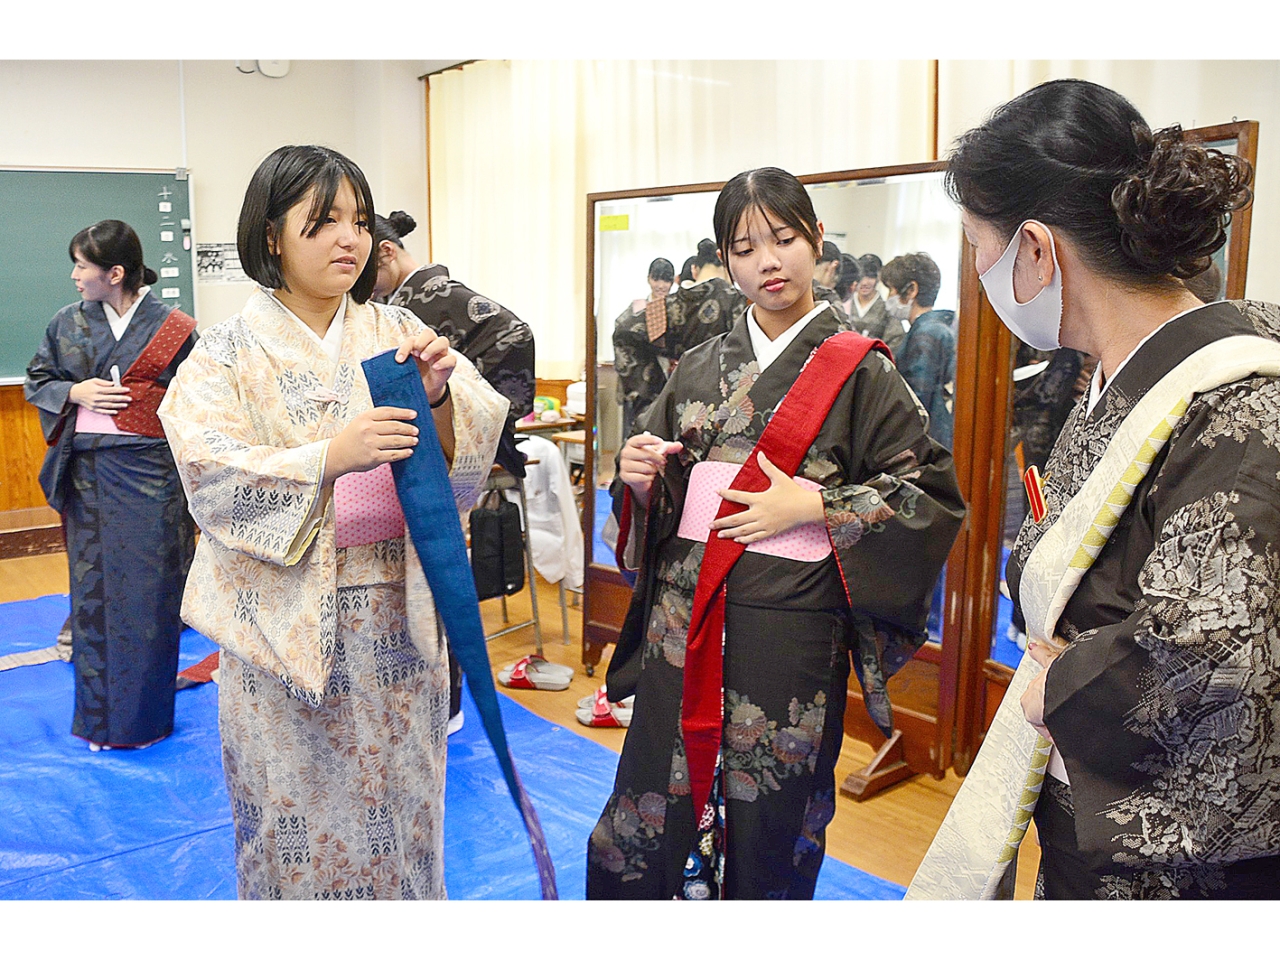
[
  {"left": 575, "top": 685, "right": 634, "bottom": 728},
  {"left": 497, "top": 654, "right": 574, "bottom": 691}
]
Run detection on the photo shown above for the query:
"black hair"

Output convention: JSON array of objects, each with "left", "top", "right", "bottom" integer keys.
[
  {"left": 679, "top": 256, "right": 696, "bottom": 284},
  {"left": 647, "top": 257, "right": 675, "bottom": 283},
  {"left": 373, "top": 210, "right": 417, "bottom": 249},
  {"left": 68, "top": 219, "right": 157, "bottom": 294},
  {"left": 819, "top": 240, "right": 841, "bottom": 264},
  {"left": 835, "top": 253, "right": 861, "bottom": 300},
  {"left": 857, "top": 253, "right": 882, "bottom": 279},
  {"left": 881, "top": 252, "right": 942, "bottom": 307},
  {"left": 1184, "top": 259, "right": 1223, "bottom": 304},
  {"left": 946, "top": 78, "right": 1253, "bottom": 287},
  {"left": 692, "top": 238, "right": 721, "bottom": 270},
  {"left": 713, "top": 167, "right": 822, "bottom": 283},
  {"left": 237, "top": 144, "right": 379, "bottom": 303}
]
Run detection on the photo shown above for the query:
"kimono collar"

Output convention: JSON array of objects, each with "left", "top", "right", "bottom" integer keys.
[
  {"left": 390, "top": 262, "right": 449, "bottom": 301},
  {"left": 1086, "top": 300, "right": 1264, "bottom": 421},
  {"left": 746, "top": 301, "right": 828, "bottom": 374}
]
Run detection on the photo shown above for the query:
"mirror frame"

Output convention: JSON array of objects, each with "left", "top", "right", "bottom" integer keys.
[
  {"left": 583, "top": 160, "right": 979, "bottom": 784},
  {"left": 954, "top": 119, "right": 1261, "bottom": 773}
]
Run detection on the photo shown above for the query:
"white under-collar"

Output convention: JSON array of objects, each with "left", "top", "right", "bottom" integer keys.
[
  {"left": 271, "top": 292, "right": 347, "bottom": 367},
  {"left": 746, "top": 301, "right": 828, "bottom": 374},
  {"left": 853, "top": 293, "right": 879, "bottom": 319},
  {"left": 1086, "top": 303, "right": 1211, "bottom": 416},
  {"left": 103, "top": 286, "right": 151, "bottom": 341},
  {"left": 390, "top": 263, "right": 430, "bottom": 302}
]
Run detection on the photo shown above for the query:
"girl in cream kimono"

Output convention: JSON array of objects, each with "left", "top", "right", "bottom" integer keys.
[{"left": 159, "top": 145, "right": 507, "bottom": 899}]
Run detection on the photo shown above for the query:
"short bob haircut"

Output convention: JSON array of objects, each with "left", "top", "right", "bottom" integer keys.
[
  {"left": 713, "top": 167, "right": 821, "bottom": 284},
  {"left": 881, "top": 252, "right": 942, "bottom": 307},
  {"left": 237, "top": 145, "right": 379, "bottom": 303},
  {"left": 69, "top": 219, "right": 158, "bottom": 294}
]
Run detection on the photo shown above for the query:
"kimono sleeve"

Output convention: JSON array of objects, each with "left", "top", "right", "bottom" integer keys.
[
  {"left": 438, "top": 351, "right": 510, "bottom": 512},
  {"left": 1043, "top": 379, "right": 1280, "bottom": 869},
  {"left": 23, "top": 309, "right": 78, "bottom": 442},
  {"left": 820, "top": 352, "right": 966, "bottom": 732},
  {"left": 157, "top": 337, "right": 329, "bottom": 567},
  {"left": 612, "top": 306, "right": 666, "bottom": 429}
]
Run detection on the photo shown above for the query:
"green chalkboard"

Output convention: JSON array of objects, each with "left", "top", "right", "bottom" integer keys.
[{"left": 0, "top": 168, "right": 197, "bottom": 383}]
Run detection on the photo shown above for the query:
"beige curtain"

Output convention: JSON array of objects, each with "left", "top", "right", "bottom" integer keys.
[{"left": 429, "top": 59, "right": 934, "bottom": 379}]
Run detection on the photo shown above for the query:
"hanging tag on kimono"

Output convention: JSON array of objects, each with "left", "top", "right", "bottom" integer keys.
[{"left": 1023, "top": 464, "right": 1048, "bottom": 524}]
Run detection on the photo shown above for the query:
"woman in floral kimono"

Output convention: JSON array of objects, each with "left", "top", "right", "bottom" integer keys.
[
  {"left": 25, "top": 219, "right": 197, "bottom": 751},
  {"left": 587, "top": 168, "right": 965, "bottom": 899},
  {"left": 920, "top": 79, "right": 1278, "bottom": 899},
  {"left": 613, "top": 239, "right": 747, "bottom": 438},
  {"left": 158, "top": 146, "right": 506, "bottom": 899}
]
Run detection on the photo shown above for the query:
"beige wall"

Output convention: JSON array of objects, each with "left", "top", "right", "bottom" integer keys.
[{"left": 0, "top": 59, "right": 431, "bottom": 329}]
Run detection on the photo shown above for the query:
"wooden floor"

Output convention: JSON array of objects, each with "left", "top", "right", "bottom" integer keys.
[{"left": 0, "top": 551, "right": 1040, "bottom": 898}]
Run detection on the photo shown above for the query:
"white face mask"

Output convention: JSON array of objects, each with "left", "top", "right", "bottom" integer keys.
[
  {"left": 885, "top": 292, "right": 912, "bottom": 322},
  {"left": 979, "top": 219, "right": 1064, "bottom": 351}
]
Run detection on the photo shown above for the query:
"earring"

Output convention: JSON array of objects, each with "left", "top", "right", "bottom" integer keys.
[{"left": 1037, "top": 275, "right": 1043, "bottom": 280}]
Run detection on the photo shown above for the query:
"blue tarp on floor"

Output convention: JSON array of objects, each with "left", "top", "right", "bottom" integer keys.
[{"left": 0, "top": 593, "right": 903, "bottom": 900}]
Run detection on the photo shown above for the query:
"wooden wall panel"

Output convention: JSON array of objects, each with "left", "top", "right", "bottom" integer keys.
[{"left": 0, "top": 385, "right": 49, "bottom": 513}]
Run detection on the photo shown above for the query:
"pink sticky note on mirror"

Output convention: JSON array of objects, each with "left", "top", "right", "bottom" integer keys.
[{"left": 677, "top": 460, "right": 832, "bottom": 561}]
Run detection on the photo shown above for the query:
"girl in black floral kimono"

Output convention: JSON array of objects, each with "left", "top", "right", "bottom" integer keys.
[{"left": 586, "top": 168, "right": 965, "bottom": 899}]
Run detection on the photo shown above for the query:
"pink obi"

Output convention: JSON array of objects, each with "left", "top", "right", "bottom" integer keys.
[
  {"left": 676, "top": 460, "right": 832, "bottom": 562},
  {"left": 75, "top": 405, "right": 140, "bottom": 437},
  {"left": 334, "top": 463, "right": 405, "bottom": 548}
]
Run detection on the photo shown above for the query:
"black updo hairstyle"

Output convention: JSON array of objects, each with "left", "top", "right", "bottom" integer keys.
[
  {"left": 713, "top": 168, "right": 821, "bottom": 285},
  {"left": 647, "top": 257, "right": 675, "bottom": 283},
  {"left": 69, "top": 219, "right": 158, "bottom": 295},
  {"left": 946, "top": 79, "right": 1253, "bottom": 288},
  {"left": 238, "top": 144, "right": 379, "bottom": 303},
  {"left": 691, "top": 238, "right": 721, "bottom": 270},
  {"left": 679, "top": 256, "right": 696, "bottom": 284},
  {"left": 857, "top": 253, "right": 882, "bottom": 279},
  {"left": 374, "top": 210, "right": 417, "bottom": 249}
]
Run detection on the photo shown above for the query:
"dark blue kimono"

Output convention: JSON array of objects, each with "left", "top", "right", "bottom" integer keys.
[{"left": 25, "top": 291, "right": 197, "bottom": 748}]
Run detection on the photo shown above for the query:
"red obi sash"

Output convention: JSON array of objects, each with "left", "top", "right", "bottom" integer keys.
[
  {"left": 111, "top": 308, "right": 197, "bottom": 438},
  {"left": 677, "top": 331, "right": 884, "bottom": 821}
]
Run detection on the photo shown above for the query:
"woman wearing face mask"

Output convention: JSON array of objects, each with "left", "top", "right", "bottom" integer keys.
[
  {"left": 908, "top": 79, "right": 1278, "bottom": 900},
  {"left": 25, "top": 220, "right": 198, "bottom": 752},
  {"left": 588, "top": 167, "right": 964, "bottom": 899},
  {"left": 158, "top": 146, "right": 507, "bottom": 899}
]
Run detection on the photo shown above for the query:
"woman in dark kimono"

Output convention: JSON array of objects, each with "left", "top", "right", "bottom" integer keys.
[
  {"left": 24, "top": 219, "right": 197, "bottom": 751},
  {"left": 929, "top": 79, "right": 1279, "bottom": 899},
  {"left": 587, "top": 169, "right": 965, "bottom": 899},
  {"left": 371, "top": 210, "right": 535, "bottom": 478},
  {"left": 613, "top": 239, "right": 747, "bottom": 438}
]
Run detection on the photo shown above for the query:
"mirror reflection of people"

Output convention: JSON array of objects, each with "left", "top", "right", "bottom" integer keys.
[
  {"left": 159, "top": 145, "right": 507, "bottom": 899},
  {"left": 835, "top": 253, "right": 861, "bottom": 317},
  {"left": 588, "top": 167, "right": 965, "bottom": 900},
  {"left": 677, "top": 255, "right": 696, "bottom": 288},
  {"left": 613, "top": 239, "right": 745, "bottom": 439},
  {"left": 881, "top": 252, "right": 956, "bottom": 449},
  {"left": 25, "top": 219, "right": 198, "bottom": 752},
  {"left": 372, "top": 211, "right": 535, "bottom": 480},
  {"left": 814, "top": 239, "right": 841, "bottom": 289},
  {"left": 849, "top": 253, "right": 894, "bottom": 349},
  {"left": 1184, "top": 259, "right": 1224, "bottom": 303},
  {"left": 914, "top": 79, "right": 1272, "bottom": 901}
]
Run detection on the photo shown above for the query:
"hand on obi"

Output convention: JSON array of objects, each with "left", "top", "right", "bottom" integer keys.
[
  {"left": 710, "top": 452, "right": 824, "bottom": 544},
  {"left": 69, "top": 378, "right": 131, "bottom": 414},
  {"left": 1020, "top": 636, "right": 1066, "bottom": 743},
  {"left": 619, "top": 432, "right": 683, "bottom": 509},
  {"left": 395, "top": 326, "right": 455, "bottom": 406}
]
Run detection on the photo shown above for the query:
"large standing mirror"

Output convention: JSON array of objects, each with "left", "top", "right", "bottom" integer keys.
[{"left": 584, "top": 162, "right": 978, "bottom": 791}]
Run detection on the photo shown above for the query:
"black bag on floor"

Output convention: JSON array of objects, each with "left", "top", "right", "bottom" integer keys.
[{"left": 470, "top": 489, "right": 525, "bottom": 600}]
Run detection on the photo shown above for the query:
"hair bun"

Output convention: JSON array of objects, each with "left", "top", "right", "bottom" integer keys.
[
  {"left": 142, "top": 266, "right": 159, "bottom": 286},
  {"left": 696, "top": 238, "right": 717, "bottom": 258},
  {"left": 1112, "top": 124, "right": 1254, "bottom": 279},
  {"left": 388, "top": 210, "right": 417, "bottom": 239}
]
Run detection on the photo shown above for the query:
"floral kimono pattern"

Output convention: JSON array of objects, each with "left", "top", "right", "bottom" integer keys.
[
  {"left": 1006, "top": 300, "right": 1280, "bottom": 899},
  {"left": 158, "top": 288, "right": 507, "bottom": 899},
  {"left": 587, "top": 304, "right": 965, "bottom": 899}
]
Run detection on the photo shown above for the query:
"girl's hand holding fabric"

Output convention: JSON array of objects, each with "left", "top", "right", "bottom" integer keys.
[
  {"left": 69, "top": 377, "right": 131, "bottom": 413},
  {"left": 323, "top": 407, "right": 419, "bottom": 483},
  {"left": 395, "top": 326, "right": 455, "bottom": 405},
  {"left": 1019, "top": 636, "right": 1066, "bottom": 743},
  {"left": 711, "top": 451, "right": 824, "bottom": 544},
  {"left": 618, "top": 433, "right": 683, "bottom": 508}
]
